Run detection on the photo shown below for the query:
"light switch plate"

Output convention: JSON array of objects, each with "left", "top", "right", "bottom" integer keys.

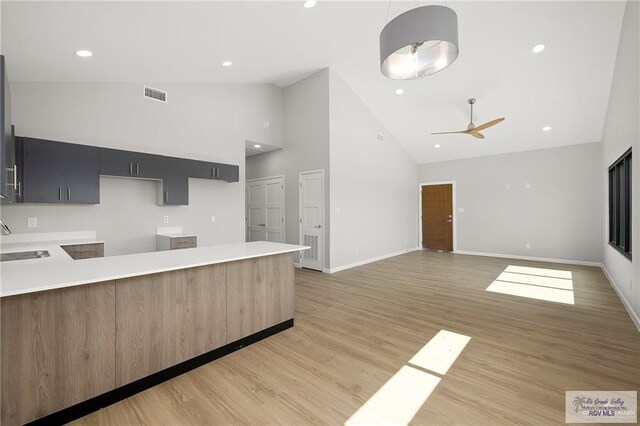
[
  {"left": 210, "top": 216, "right": 216, "bottom": 222},
  {"left": 27, "top": 217, "right": 38, "bottom": 228},
  {"left": 526, "top": 243, "right": 531, "bottom": 249},
  {"left": 458, "top": 207, "right": 465, "bottom": 213},
  {"left": 506, "top": 184, "right": 511, "bottom": 190},
  {"left": 525, "top": 183, "right": 531, "bottom": 189}
]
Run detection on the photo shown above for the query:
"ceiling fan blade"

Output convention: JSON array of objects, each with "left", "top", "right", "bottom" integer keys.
[
  {"left": 470, "top": 132, "right": 485, "bottom": 139},
  {"left": 471, "top": 117, "right": 505, "bottom": 132},
  {"left": 431, "top": 130, "right": 469, "bottom": 135}
]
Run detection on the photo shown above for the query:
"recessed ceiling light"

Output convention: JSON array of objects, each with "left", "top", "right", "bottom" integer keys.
[
  {"left": 542, "top": 126, "right": 552, "bottom": 131},
  {"left": 532, "top": 44, "right": 545, "bottom": 53},
  {"left": 76, "top": 50, "right": 93, "bottom": 58},
  {"left": 254, "top": 144, "right": 262, "bottom": 148},
  {"left": 434, "top": 144, "right": 441, "bottom": 148},
  {"left": 222, "top": 61, "right": 232, "bottom": 67},
  {"left": 303, "top": 0, "right": 317, "bottom": 8},
  {"left": 395, "top": 89, "right": 404, "bottom": 95}
]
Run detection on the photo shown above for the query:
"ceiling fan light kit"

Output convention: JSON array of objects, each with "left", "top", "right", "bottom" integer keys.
[{"left": 379, "top": 5, "right": 459, "bottom": 80}]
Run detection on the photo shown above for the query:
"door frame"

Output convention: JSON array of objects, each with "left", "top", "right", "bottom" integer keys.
[
  {"left": 418, "top": 180, "right": 457, "bottom": 252},
  {"left": 246, "top": 175, "right": 285, "bottom": 243},
  {"left": 299, "top": 169, "right": 325, "bottom": 271}
]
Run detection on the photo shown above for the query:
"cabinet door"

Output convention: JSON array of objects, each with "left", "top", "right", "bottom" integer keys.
[
  {"left": 188, "top": 159, "right": 216, "bottom": 179},
  {"left": 218, "top": 163, "right": 239, "bottom": 182},
  {"left": 0, "top": 56, "right": 16, "bottom": 202},
  {"left": 99, "top": 148, "right": 136, "bottom": 177},
  {"left": 159, "top": 157, "right": 188, "bottom": 205},
  {"left": 133, "top": 152, "right": 162, "bottom": 179},
  {"left": 21, "top": 138, "right": 66, "bottom": 203},
  {"left": 65, "top": 144, "right": 100, "bottom": 204}
]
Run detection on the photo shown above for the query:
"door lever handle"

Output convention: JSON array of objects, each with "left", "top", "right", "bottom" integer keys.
[
  {"left": 445, "top": 219, "right": 452, "bottom": 223},
  {"left": 258, "top": 223, "right": 266, "bottom": 227},
  {"left": 314, "top": 225, "right": 322, "bottom": 228}
]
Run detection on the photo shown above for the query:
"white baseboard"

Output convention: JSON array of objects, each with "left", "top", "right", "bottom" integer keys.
[
  {"left": 454, "top": 250, "right": 602, "bottom": 267},
  {"left": 327, "top": 248, "right": 420, "bottom": 274},
  {"left": 600, "top": 265, "right": 640, "bottom": 333}
]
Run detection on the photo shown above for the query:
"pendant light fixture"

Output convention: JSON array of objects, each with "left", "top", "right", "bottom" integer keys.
[{"left": 379, "top": 4, "right": 459, "bottom": 80}]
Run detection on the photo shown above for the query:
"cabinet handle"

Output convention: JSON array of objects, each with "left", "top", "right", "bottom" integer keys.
[
  {"left": 215, "top": 168, "right": 220, "bottom": 178},
  {"left": 211, "top": 167, "right": 214, "bottom": 177},
  {"left": 12, "top": 165, "right": 17, "bottom": 190},
  {"left": 136, "top": 162, "right": 140, "bottom": 175},
  {"left": 129, "top": 162, "right": 133, "bottom": 175},
  {"left": 67, "top": 187, "right": 71, "bottom": 201},
  {"left": 164, "top": 191, "right": 168, "bottom": 203},
  {"left": 17, "top": 181, "right": 21, "bottom": 198},
  {"left": 58, "top": 187, "right": 62, "bottom": 200}
]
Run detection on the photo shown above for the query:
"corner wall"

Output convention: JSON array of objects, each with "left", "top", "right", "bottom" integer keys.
[
  {"left": 246, "top": 69, "right": 331, "bottom": 265},
  {"left": 328, "top": 70, "right": 418, "bottom": 270},
  {"left": 417, "top": 142, "right": 603, "bottom": 264},
  {"left": 601, "top": 0, "right": 639, "bottom": 326}
]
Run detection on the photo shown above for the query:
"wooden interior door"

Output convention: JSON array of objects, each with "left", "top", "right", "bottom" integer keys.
[{"left": 421, "top": 184, "right": 453, "bottom": 251}]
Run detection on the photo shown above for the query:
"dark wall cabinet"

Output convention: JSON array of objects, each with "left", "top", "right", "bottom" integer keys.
[
  {"left": 13, "top": 137, "right": 238, "bottom": 206},
  {"left": 100, "top": 148, "right": 162, "bottom": 179},
  {"left": 0, "top": 55, "right": 17, "bottom": 202},
  {"left": 188, "top": 160, "right": 239, "bottom": 183},
  {"left": 21, "top": 138, "right": 100, "bottom": 204},
  {"left": 158, "top": 157, "right": 189, "bottom": 206}
]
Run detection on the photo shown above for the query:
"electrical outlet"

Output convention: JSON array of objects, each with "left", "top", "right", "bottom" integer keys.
[
  {"left": 210, "top": 216, "right": 216, "bottom": 222},
  {"left": 163, "top": 215, "right": 169, "bottom": 224},
  {"left": 27, "top": 217, "right": 38, "bottom": 228},
  {"left": 355, "top": 247, "right": 359, "bottom": 255},
  {"left": 264, "top": 121, "right": 271, "bottom": 128},
  {"left": 506, "top": 184, "right": 511, "bottom": 190},
  {"left": 526, "top": 243, "right": 531, "bottom": 249}
]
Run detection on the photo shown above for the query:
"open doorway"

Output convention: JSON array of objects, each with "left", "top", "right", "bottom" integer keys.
[{"left": 419, "top": 182, "right": 456, "bottom": 252}]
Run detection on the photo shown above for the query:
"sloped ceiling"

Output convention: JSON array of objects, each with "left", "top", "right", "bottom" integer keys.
[{"left": 1, "top": 1, "right": 625, "bottom": 163}]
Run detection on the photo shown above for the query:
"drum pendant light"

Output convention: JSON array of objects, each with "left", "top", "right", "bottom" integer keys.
[{"left": 380, "top": 5, "right": 459, "bottom": 80}]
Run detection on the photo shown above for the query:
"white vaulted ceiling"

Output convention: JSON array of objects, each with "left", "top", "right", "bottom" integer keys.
[{"left": 1, "top": 1, "right": 626, "bottom": 163}]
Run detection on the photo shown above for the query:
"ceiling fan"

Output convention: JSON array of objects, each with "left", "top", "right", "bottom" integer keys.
[{"left": 432, "top": 98, "right": 505, "bottom": 139}]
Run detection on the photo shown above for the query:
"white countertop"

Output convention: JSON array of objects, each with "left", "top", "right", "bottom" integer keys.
[{"left": 0, "top": 240, "right": 308, "bottom": 298}]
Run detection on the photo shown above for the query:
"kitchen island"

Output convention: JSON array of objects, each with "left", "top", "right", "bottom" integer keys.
[{"left": 0, "top": 240, "right": 307, "bottom": 425}]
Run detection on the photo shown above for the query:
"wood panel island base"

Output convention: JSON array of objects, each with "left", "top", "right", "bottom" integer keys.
[{"left": 1, "top": 250, "right": 297, "bottom": 426}]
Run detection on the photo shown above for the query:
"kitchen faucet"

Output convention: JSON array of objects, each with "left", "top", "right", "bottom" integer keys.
[{"left": 0, "top": 219, "right": 11, "bottom": 235}]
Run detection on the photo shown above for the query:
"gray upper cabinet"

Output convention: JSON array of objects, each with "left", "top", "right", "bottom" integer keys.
[
  {"left": 22, "top": 138, "right": 99, "bottom": 204},
  {"left": 100, "top": 148, "right": 162, "bottom": 179},
  {"left": 188, "top": 159, "right": 239, "bottom": 182},
  {"left": 158, "top": 157, "right": 189, "bottom": 206},
  {"left": 0, "top": 55, "right": 17, "bottom": 202}
]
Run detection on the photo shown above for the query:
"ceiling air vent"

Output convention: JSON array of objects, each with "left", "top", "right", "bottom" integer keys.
[
  {"left": 143, "top": 86, "right": 167, "bottom": 103},
  {"left": 376, "top": 133, "right": 384, "bottom": 142}
]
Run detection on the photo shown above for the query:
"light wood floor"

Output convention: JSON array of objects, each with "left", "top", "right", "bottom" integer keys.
[{"left": 75, "top": 251, "right": 640, "bottom": 425}]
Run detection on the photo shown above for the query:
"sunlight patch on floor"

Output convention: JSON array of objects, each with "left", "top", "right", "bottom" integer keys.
[
  {"left": 345, "top": 330, "right": 471, "bottom": 426},
  {"left": 487, "top": 265, "right": 575, "bottom": 305},
  {"left": 408, "top": 330, "right": 471, "bottom": 375},
  {"left": 345, "top": 366, "right": 441, "bottom": 426}
]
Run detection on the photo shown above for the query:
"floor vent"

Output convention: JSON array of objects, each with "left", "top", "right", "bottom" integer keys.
[{"left": 143, "top": 86, "right": 167, "bottom": 103}]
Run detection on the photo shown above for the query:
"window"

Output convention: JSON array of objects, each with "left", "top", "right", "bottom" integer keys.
[{"left": 608, "top": 149, "right": 632, "bottom": 260}]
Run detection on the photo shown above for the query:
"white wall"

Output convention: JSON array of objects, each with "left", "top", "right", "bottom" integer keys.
[
  {"left": 417, "top": 142, "right": 603, "bottom": 263},
  {"left": 328, "top": 70, "right": 418, "bottom": 270},
  {"left": 601, "top": 0, "right": 639, "bottom": 325},
  {"left": 0, "top": 81, "right": 283, "bottom": 255},
  {"left": 246, "top": 69, "right": 330, "bottom": 265}
]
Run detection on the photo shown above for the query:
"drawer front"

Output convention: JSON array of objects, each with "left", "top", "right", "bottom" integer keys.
[
  {"left": 170, "top": 236, "right": 197, "bottom": 250},
  {"left": 61, "top": 243, "right": 105, "bottom": 260}
]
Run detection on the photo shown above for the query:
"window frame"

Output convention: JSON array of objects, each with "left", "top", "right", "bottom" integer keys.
[{"left": 608, "top": 148, "right": 632, "bottom": 261}]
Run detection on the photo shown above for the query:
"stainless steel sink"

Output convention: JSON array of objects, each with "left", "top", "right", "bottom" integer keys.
[{"left": 0, "top": 250, "right": 50, "bottom": 262}]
